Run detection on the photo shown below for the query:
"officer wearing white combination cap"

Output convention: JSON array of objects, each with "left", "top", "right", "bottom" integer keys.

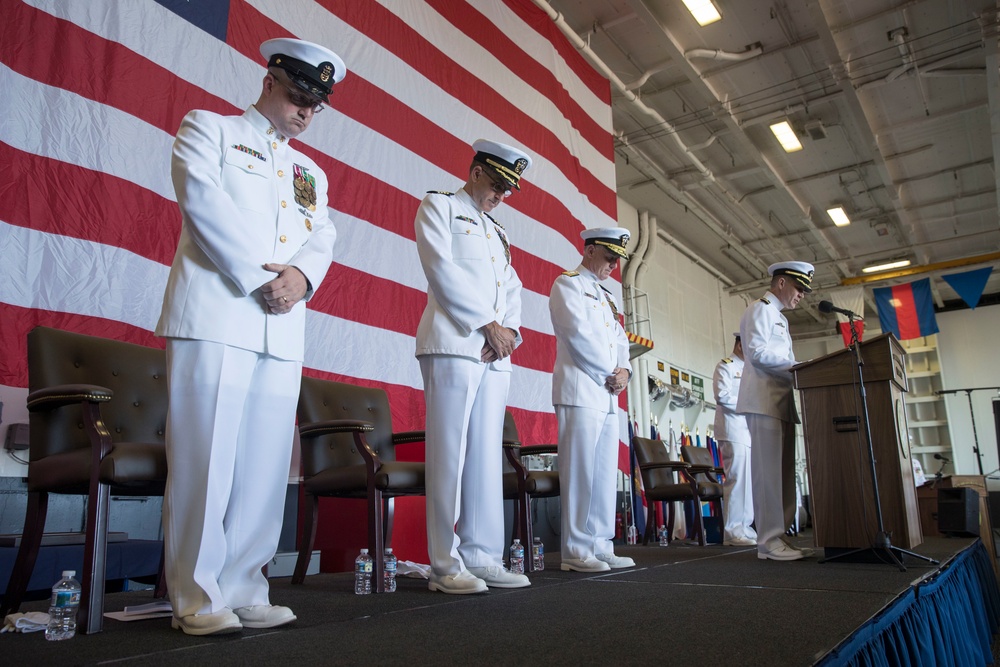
[
  {"left": 550, "top": 227, "right": 634, "bottom": 573},
  {"left": 415, "top": 139, "right": 533, "bottom": 594},
  {"left": 157, "top": 37, "right": 345, "bottom": 634},
  {"left": 736, "top": 261, "right": 814, "bottom": 561},
  {"left": 713, "top": 333, "right": 756, "bottom": 546}
]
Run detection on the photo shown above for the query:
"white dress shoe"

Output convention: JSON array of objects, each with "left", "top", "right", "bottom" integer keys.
[
  {"left": 233, "top": 605, "right": 297, "bottom": 629},
  {"left": 757, "top": 542, "right": 804, "bottom": 561},
  {"left": 428, "top": 569, "right": 489, "bottom": 594},
  {"left": 467, "top": 566, "right": 531, "bottom": 588},
  {"left": 171, "top": 609, "right": 242, "bottom": 636},
  {"left": 561, "top": 557, "right": 611, "bottom": 572},
  {"left": 724, "top": 536, "right": 758, "bottom": 546},
  {"left": 596, "top": 553, "right": 636, "bottom": 569}
]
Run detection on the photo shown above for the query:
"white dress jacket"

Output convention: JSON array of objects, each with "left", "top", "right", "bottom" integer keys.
[
  {"left": 414, "top": 189, "right": 522, "bottom": 370},
  {"left": 156, "top": 107, "right": 337, "bottom": 362},
  {"left": 549, "top": 265, "right": 630, "bottom": 413},
  {"left": 736, "top": 291, "right": 799, "bottom": 423},
  {"left": 713, "top": 356, "right": 751, "bottom": 445}
]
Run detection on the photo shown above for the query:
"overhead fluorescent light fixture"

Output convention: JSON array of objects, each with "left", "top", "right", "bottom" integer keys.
[
  {"left": 826, "top": 206, "right": 851, "bottom": 227},
  {"left": 682, "top": 0, "right": 722, "bottom": 26},
  {"left": 862, "top": 259, "right": 911, "bottom": 274},
  {"left": 769, "top": 120, "right": 802, "bottom": 152}
]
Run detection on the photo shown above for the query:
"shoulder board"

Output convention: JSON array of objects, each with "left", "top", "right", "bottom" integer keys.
[
  {"left": 758, "top": 297, "right": 771, "bottom": 304},
  {"left": 561, "top": 271, "right": 579, "bottom": 277},
  {"left": 484, "top": 212, "right": 504, "bottom": 229},
  {"left": 426, "top": 190, "right": 453, "bottom": 196},
  {"left": 722, "top": 357, "right": 733, "bottom": 364}
]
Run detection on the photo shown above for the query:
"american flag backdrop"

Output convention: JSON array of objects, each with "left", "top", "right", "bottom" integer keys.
[{"left": 0, "top": 0, "right": 623, "bottom": 563}]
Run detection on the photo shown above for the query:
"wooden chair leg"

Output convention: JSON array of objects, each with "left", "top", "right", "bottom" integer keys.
[
  {"left": 79, "top": 481, "right": 110, "bottom": 635},
  {"left": 292, "top": 493, "right": 318, "bottom": 585},
  {"left": 693, "top": 501, "right": 707, "bottom": 547},
  {"left": 642, "top": 501, "right": 656, "bottom": 545},
  {"left": 369, "top": 488, "right": 385, "bottom": 593},
  {"left": 667, "top": 501, "right": 676, "bottom": 544},
  {"left": 384, "top": 497, "right": 395, "bottom": 549},
  {"left": 1, "top": 491, "right": 48, "bottom": 617},
  {"left": 520, "top": 493, "right": 534, "bottom": 572}
]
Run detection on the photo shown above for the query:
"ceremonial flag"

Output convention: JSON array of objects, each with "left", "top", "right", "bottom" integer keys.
[
  {"left": 942, "top": 267, "right": 992, "bottom": 310},
  {"left": 829, "top": 286, "right": 865, "bottom": 347},
  {"left": 1, "top": 1, "right": 620, "bottom": 558},
  {"left": 873, "top": 278, "right": 939, "bottom": 340}
]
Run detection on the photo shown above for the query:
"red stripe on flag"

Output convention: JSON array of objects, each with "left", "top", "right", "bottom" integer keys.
[
  {"left": 503, "top": 0, "right": 612, "bottom": 102},
  {"left": 0, "top": 143, "right": 180, "bottom": 265},
  {"left": 0, "top": 303, "right": 165, "bottom": 389},
  {"left": 309, "top": 264, "right": 557, "bottom": 374},
  {"left": 307, "top": 0, "right": 616, "bottom": 217},
  {"left": 225, "top": 0, "right": 607, "bottom": 248},
  {"left": 891, "top": 283, "right": 920, "bottom": 340}
]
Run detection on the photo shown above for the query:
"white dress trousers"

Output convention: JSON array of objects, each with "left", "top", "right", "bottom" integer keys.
[
  {"left": 163, "top": 339, "right": 301, "bottom": 618},
  {"left": 556, "top": 405, "right": 619, "bottom": 559},
  {"left": 712, "top": 356, "right": 754, "bottom": 541},
  {"left": 420, "top": 355, "right": 510, "bottom": 575}
]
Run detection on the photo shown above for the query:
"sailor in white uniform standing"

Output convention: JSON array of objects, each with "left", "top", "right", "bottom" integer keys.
[
  {"left": 712, "top": 333, "right": 756, "bottom": 546},
  {"left": 737, "top": 261, "right": 814, "bottom": 561},
  {"left": 415, "top": 139, "right": 533, "bottom": 594},
  {"left": 550, "top": 228, "right": 635, "bottom": 573},
  {"left": 157, "top": 38, "right": 344, "bottom": 634}
]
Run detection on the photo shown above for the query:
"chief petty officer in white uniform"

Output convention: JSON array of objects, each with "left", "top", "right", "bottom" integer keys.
[
  {"left": 712, "top": 333, "right": 756, "bottom": 547},
  {"left": 549, "top": 228, "right": 635, "bottom": 573},
  {"left": 157, "top": 38, "right": 344, "bottom": 634},
  {"left": 736, "top": 261, "right": 814, "bottom": 562},
  {"left": 415, "top": 139, "right": 533, "bottom": 594}
]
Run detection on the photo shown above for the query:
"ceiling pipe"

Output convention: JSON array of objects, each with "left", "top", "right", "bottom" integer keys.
[
  {"left": 684, "top": 43, "right": 763, "bottom": 62},
  {"left": 531, "top": 0, "right": 716, "bottom": 182}
]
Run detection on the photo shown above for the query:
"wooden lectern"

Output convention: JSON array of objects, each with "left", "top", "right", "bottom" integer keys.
[{"left": 793, "top": 332, "right": 923, "bottom": 549}]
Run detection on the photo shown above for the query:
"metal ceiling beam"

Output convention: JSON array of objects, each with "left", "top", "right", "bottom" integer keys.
[
  {"left": 840, "top": 251, "right": 1000, "bottom": 285},
  {"left": 622, "top": 0, "right": 850, "bottom": 284}
]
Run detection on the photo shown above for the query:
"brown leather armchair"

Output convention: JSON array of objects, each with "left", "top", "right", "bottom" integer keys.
[
  {"left": 632, "top": 436, "right": 723, "bottom": 547},
  {"left": 501, "top": 411, "right": 559, "bottom": 572},
  {"left": 294, "top": 376, "right": 425, "bottom": 591},
  {"left": 1, "top": 327, "right": 169, "bottom": 634},
  {"left": 679, "top": 445, "right": 725, "bottom": 544}
]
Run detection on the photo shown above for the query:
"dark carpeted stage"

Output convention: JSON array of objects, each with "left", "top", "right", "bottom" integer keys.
[{"left": 3, "top": 533, "right": 998, "bottom": 666}]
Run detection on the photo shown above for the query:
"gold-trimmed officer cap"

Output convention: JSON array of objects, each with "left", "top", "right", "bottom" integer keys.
[
  {"left": 768, "top": 261, "right": 815, "bottom": 292},
  {"left": 261, "top": 38, "right": 346, "bottom": 105},
  {"left": 472, "top": 139, "right": 532, "bottom": 191},
  {"left": 581, "top": 226, "right": 630, "bottom": 260}
]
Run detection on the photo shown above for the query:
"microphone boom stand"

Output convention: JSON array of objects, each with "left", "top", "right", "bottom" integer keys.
[{"left": 820, "top": 316, "right": 938, "bottom": 571}]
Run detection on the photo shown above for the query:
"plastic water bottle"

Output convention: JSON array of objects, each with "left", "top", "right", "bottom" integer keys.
[
  {"left": 45, "top": 570, "right": 81, "bottom": 641},
  {"left": 531, "top": 537, "right": 545, "bottom": 571},
  {"left": 658, "top": 524, "right": 669, "bottom": 546},
  {"left": 509, "top": 539, "right": 525, "bottom": 574},
  {"left": 354, "top": 549, "right": 373, "bottom": 595},
  {"left": 383, "top": 548, "right": 397, "bottom": 593}
]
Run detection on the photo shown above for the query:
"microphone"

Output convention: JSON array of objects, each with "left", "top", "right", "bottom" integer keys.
[
  {"left": 819, "top": 300, "right": 863, "bottom": 319},
  {"left": 933, "top": 453, "right": 951, "bottom": 462}
]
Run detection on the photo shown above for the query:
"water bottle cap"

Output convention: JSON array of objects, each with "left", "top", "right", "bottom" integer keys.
[
  {"left": 62, "top": 570, "right": 75, "bottom": 577},
  {"left": 385, "top": 548, "right": 393, "bottom": 554},
  {"left": 513, "top": 539, "right": 520, "bottom": 544},
  {"left": 360, "top": 548, "right": 369, "bottom": 553}
]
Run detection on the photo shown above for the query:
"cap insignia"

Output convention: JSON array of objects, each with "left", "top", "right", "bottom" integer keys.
[
  {"left": 514, "top": 158, "right": 528, "bottom": 175},
  {"left": 320, "top": 63, "right": 333, "bottom": 83}
]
